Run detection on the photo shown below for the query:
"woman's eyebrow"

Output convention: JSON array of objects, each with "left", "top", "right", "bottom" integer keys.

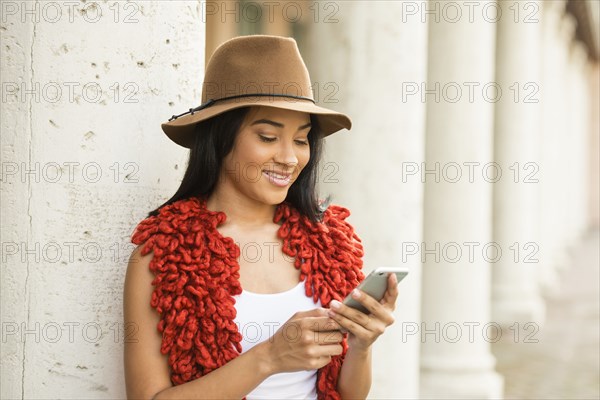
[{"left": 250, "top": 119, "right": 312, "bottom": 131}]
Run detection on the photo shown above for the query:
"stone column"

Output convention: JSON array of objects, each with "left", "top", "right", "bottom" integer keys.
[
  {"left": 420, "top": 1, "right": 503, "bottom": 398},
  {"left": 538, "top": 0, "right": 570, "bottom": 294},
  {"left": 303, "top": 2, "right": 428, "bottom": 398},
  {"left": 205, "top": 2, "right": 238, "bottom": 65},
  {"left": 565, "top": 41, "right": 591, "bottom": 243},
  {"left": 553, "top": 12, "right": 582, "bottom": 256},
  {"left": 491, "top": 0, "right": 545, "bottom": 326},
  {"left": 588, "top": 62, "right": 600, "bottom": 228},
  {"left": 260, "top": 0, "right": 293, "bottom": 37}
]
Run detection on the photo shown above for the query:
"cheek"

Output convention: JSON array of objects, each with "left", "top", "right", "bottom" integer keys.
[
  {"left": 297, "top": 149, "right": 311, "bottom": 172},
  {"left": 228, "top": 142, "right": 267, "bottom": 170},
  {"left": 238, "top": 140, "right": 271, "bottom": 162},
  {"left": 221, "top": 152, "right": 233, "bottom": 173}
]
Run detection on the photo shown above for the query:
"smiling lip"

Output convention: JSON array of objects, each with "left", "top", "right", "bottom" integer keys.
[{"left": 263, "top": 170, "right": 292, "bottom": 187}]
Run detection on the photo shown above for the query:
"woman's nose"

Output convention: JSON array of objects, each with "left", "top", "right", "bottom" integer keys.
[{"left": 274, "top": 139, "right": 299, "bottom": 168}]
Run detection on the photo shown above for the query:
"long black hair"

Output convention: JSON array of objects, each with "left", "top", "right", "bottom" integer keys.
[{"left": 146, "top": 106, "right": 330, "bottom": 223}]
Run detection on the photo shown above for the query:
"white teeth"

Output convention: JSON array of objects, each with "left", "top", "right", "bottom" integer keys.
[
  {"left": 265, "top": 171, "right": 289, "bottom": 179},
  {"left": 263, "top": 170, "right": 292, "bottom": 186}
]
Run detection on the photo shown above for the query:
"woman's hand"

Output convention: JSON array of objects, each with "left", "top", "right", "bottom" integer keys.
[
  {"left": 327, "top": 273, "right": 399, "bottom": 352},
  {"left": 263, "top": 308, "right": 345, "bottom": 374}
]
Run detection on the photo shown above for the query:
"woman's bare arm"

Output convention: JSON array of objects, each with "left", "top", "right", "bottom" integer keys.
[{"left": 123, "top": 243, "right": 274, "bottom": 399}]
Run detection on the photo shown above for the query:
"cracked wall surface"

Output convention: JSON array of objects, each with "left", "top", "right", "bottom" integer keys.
[{"left": 0, "top": 1, "right": 205, "bottom": 397}]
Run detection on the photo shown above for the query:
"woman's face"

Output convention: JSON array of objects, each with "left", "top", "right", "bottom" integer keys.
[{"left": 219, "top": 106, "right": 312, "bottom": 206}]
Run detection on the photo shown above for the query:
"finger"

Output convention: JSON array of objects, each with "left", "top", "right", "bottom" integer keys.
[
  {"left": 381, "top": 273, "right": 399, "bottom": 309},
  {"left": 297, "top": 307, "right": 330, "bottom": 317},
  {"left": 301, "top": 316, "right": 343, "bottom": 332},
  {"left": 315, "top": 343, "right": 344, "bottom": 357},
  {"left": 327, "top": 306, "right": 371, "bottom": 338},
  {"left": 328, "top": 299, "right": 371, "bottom": 328},
  {"left": 346, "top": 289, "right": 395, "bottom": 325},
  {"left": 311, "top": 330, "right": 344, "bottom": 345}
]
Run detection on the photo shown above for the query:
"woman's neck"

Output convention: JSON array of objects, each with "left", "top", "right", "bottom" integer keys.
[{"left": 205, "top": 190, "right": 278, "bottom": 229}]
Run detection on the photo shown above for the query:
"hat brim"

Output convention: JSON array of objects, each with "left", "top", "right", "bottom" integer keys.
[{"left": 161, "top": 98, "right": 352, "bottom": 148}]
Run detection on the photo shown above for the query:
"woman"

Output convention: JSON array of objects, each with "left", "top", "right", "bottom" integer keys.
[{"left": 123, "top": 35, "right": 399, "bottom": 400}]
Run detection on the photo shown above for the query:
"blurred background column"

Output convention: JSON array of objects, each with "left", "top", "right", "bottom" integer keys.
[
  {"left": 205, "top": 1, "right": 238, "bottom": 65},
  {"left": 538, "top": 0, "right": 569, "bottom": 295},
  {"left": 303, "top": 1, "right": 428, "bottom": 398},
  {"left": 491, "top": 0, "right": 545, "bottom": 327},
  {"left": 565, "top": 40, "right": 591, "bottom": 245},
  {"left": 553, "top": 11, "right": 578, "bottom": 269},
  {"left": 590, "top": 60, "right": 600, "bottom": 229},
  {"left": 420, "top": 0, "right": 503, "bottom": 398}
]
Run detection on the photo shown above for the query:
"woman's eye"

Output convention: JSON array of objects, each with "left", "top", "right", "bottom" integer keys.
[
  {"left": 259, "top": 135, "right": 276, "bottom": 143},
  {"left": 295, "top": 139, "right": 309, "bottom": 146}
]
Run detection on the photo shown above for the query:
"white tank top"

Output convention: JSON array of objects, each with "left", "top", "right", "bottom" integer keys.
[{"left": 233, "top": 280, "right": 322, "bottom": 400}]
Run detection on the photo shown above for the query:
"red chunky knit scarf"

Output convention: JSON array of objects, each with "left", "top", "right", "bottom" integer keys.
[{"left": 131, "top": 196, "right": 365, "bottom": 399}]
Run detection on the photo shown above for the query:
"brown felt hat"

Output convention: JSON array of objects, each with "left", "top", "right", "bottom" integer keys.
[{"left": 161, "top": 35, "right": 352, "bottom": 148}]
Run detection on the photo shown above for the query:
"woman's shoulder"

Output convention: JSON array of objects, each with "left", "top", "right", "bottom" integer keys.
[
  {"left": 321, "top": 202, "right": 353, "bottom": 222},
  {"left": 302, "top": 202, "right": 364, "bottom": 257},
  {"left": 317, "top": 202, "right": 365, "bottom": 281},
  {"left": 130, "top": 196, "right": 208, "bottom": 246},
  {"left": 320, "top": 202, "right": 359, "bottom": 235}
]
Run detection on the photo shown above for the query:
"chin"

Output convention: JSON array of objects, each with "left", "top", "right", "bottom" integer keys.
[{"left": 260, "top": 190, "right": 289, "bottom": 206}]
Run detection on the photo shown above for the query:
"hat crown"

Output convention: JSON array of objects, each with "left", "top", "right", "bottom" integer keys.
[{"left": 202, "top": 35, "right": 314, "bottom": 103}]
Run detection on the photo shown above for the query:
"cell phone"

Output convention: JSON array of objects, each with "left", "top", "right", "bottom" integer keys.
[{"left": 342, "top": 267, "right": 409, "bottom": 314}]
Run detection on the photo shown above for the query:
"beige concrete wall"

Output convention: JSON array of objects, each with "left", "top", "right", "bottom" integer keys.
[{"left": 0, "top": 2, "right": 204, "bottom": 397}]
